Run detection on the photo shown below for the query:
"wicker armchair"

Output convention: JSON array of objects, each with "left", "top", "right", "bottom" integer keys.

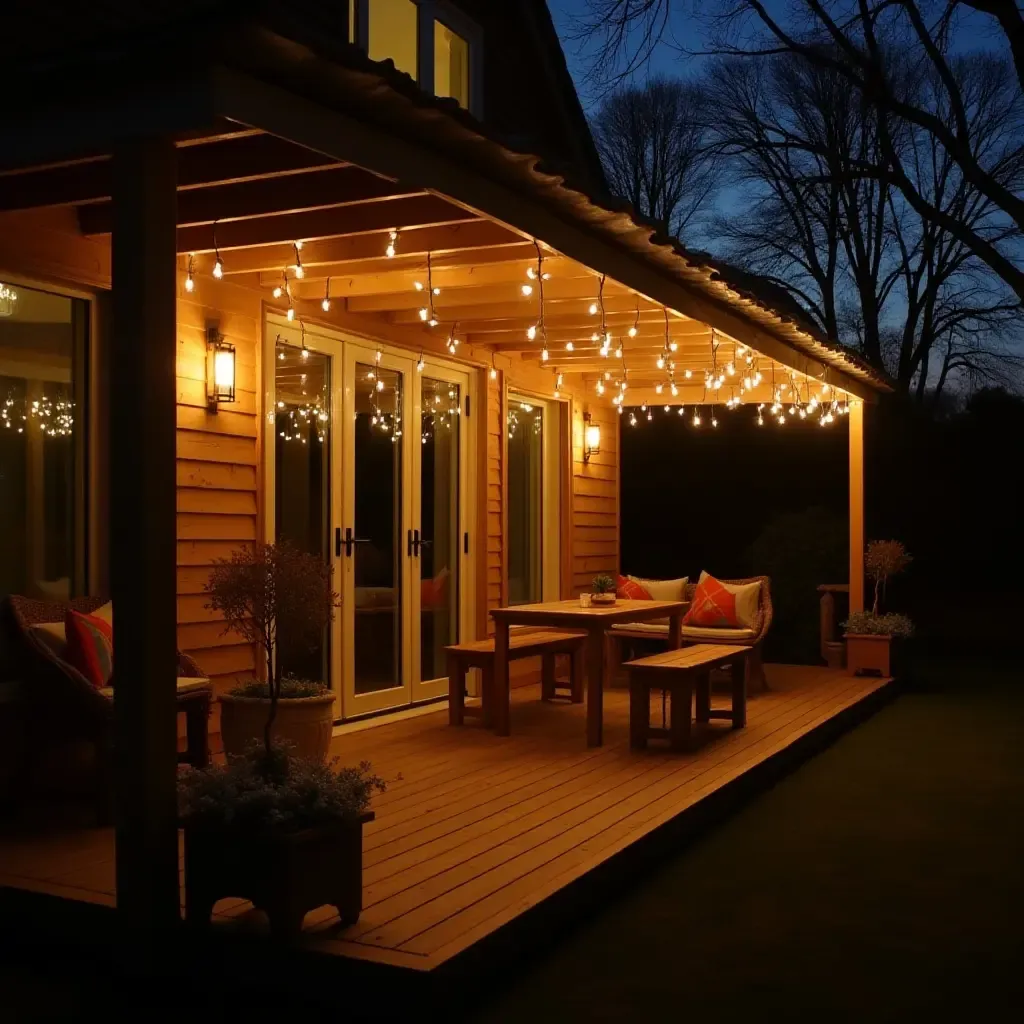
[
  {"left": 2, "top": 594, "right": 203, "bottom": 822},
  {"left": 611, "top": 576, "right": 773, "bottom": 693}
]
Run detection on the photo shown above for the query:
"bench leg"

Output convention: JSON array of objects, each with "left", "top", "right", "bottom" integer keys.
[
  {"left": 541, "top": 652, "right": 557, "bottom": 701},
  {"left": 731, "top": 656, "right": 747, "bottom": 728},
  {"left": 695, "top": 668, "right": 711, "bottom": 723},
  {"left": 569, "top": 644, "right": 584, "bottom": 703},
  {"left": 448, "top": 653, "right": 465, "bottom": 726},
  {"left": 629, "top": 679, "right": 649, "bottom": 750},
  {"left": 493, "top": 623, "right": 511, "bottom": 736},
  {"left": 669, "top": 681, "right": 693, "bottom": 751},
  {"left": 480, "top": 663, "right": 495, "bottom": 730}
]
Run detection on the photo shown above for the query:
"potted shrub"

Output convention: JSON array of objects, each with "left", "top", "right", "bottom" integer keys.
[
  {"left": 843, "top": 540, "right": 914, "bottom": 676},
  {"left": 591, "top": 574, "right": 617, "bottom": 605},
  {"left": 178, "top": 746, "right": 385, "bottom": 936},
  {"left": 206, "top": 542, "right": 339, "bottom": 761}
]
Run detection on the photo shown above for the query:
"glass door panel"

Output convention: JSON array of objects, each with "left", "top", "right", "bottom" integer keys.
[
  {"left": 507, "top": 397, "right": 544, "bottom": 605},
  {"left": 273, "top": 340, "right": 333, "bottom": 687},
  {"left": 418, "top": 376, "right": 460, "bottom": 685},
  {"left": 353, "top": 360, "right": 403, "bottom": 696}
]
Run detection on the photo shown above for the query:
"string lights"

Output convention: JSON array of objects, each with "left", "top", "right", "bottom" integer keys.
[
  {"left": 2, "top": 390, "right": 74, "bottom": 437},
  {"left": 416, "top": 253, "right": 440, "bottom": 327},
  {"left": 212, "top": 222, "right": 224, "bottom": 279},
  {"left": 293, "top": 241, "right": 304, "bottom": 279},
  {"left": 386, "top": 229, "right": 399, "bottom": 259},
  {"left": 185, "top": 254, "right": 196, "bottom": 293},
  {"left": 527, "top": 242, "right": 550, "bottom": 361},
  {"left": 446, "top": 321, "right": 460, "bottom": 356},
  {"left": 321, "top": 277, "right": 331, "bottom": 312}
]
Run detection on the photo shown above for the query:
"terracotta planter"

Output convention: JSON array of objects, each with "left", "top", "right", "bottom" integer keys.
[
  {"left": 219, "top": 693, "right": 335, "bottom": 761},
  {"left": 591, "top": 593, "right": 617, "bottom": 606},
  {"left": 845, "top": 633, "right": 895, "bottom": 677},
  {"left": 183, "top": 811, "right": 374, "bottom": 938}
]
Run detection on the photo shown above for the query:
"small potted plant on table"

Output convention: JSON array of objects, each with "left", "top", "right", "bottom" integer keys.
[
  {"left": 178, "top": 540, "right": 386, "bottom": 938},
  {"left": 591, "top": 574, "right": 617, "bottom": 606},
  {"left": 207, "top": 542, "right": 338, "bottom": 761},
  {"left": 843, "top": 540, "right": 914, "bottom": 677}
]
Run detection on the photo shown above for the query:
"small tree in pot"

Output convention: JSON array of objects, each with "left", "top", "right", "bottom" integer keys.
[
  {"left": 591, "top": 574, "right": 617, "bottom": 605},
  {"left": 843, "top": 540, "right": 914, "bottom": 677},
  {"left": 178, "top": 541, "right": 385, "bottom": 937},
  {"left": 206, "top": 541, "right": 339, "bottom": 760}
]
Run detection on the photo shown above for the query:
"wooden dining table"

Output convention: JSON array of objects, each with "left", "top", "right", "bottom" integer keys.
[{"left": 490, "top": 599, "right": 687, "bottom": 746}]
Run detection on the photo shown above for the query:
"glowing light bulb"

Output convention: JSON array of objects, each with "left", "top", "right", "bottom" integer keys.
[
  {"left": 212, "top": 255, "right": 224, "bottom": 279},
  {"left": 286, "top": 307, "right": 295, "bottom": 321},
  {"left": 417, "top": 357, "right": 425, "bottom": 372},
  {"left": 684, "top": 369, "right": 692, "bottom": 379},
  {"left": 376, "top": 379, "right": 384, "bottom": 392},
  {"left": 321, "top": 297, "right": 331, "bottom": 312},
  {"left": 541, "top": 348, "right": 549, "bottom": 361},
  {"left": 678, "top": 406, "right": 685, "bottom": 416},
  {"left": 596, "top": 380, "right": 605, "bottom": 395},
  {"left": 615, "top": 346, "right": 622, "bottom": 358},
  {"left": 566, "top": 341, "right": 574, "bottom": 352},
  {"left": 419, "top": 308, "right": 428, "bottom": 322},
  {"left": 670, "top": 342, "right": 678, "bottom": 352},
  {"left": 656, "top": 356, "right": 665, "bottom": 369},
  {"left": 273, "top": 286, "right": 283, "bottom": 299},
  {"left": 628, "top": 326, "right": 638, "bottom": 338},
  {"left": 527, "top": 325, "right": 537, "bottom": 340},
  {"left": 588, "top": 302, "right": 598, "bottom": 315},
  {"left": 693, "top": 412, "right": 701, "bottom": 427},
  {"left": 278, "top": 351, "right": 285, "bottom": 361},
  {"left": 294, "top": 264, "right": 304, "bottom": 280},
  {"left": 522, "top": 284, "right": 533, "bottom": 296},
  {"left": 386, "top": 230, "right": 398, "bottom": 258},
  {"left": 527, "top": 266, "right": 536, "bottom": 280},
  {"left": 414, "top": 281, "right": 424, "bottom": 291},
  {"left": 490, "top": 366, "right": 497, "bottom": 380},
  {"left": 671, "top": 384, "right": 678, "bottom": 397}
]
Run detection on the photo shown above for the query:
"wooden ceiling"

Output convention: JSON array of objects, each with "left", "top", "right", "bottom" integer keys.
[{"left": 0, "top": 126, "right": 856, "bottom": 407}]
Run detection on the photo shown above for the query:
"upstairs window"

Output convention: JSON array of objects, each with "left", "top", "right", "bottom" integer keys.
[
  {"left": 354, "top": 1, "right": 481, "bottom": 115},
  {"left": 434, "top": 20, "right": 469, "bottom": 108},
  {"left": 368, "top": 0, "right": 419, "bottom": 81}
]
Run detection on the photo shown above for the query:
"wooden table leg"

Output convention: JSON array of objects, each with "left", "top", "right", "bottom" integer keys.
[
  {"left": 541, "top": 652, "right": 556, "bottom": 701},
  {"left": 629, "top": 675, "right": 649, "bottom": 750},
  {"left": 586, "top": 627, "right": 605, "bottom": 747},
  {"left": 448, "top": 652, "right": 464, "bottom": 726},
  {"left": 731, "top": 655, "right": 747, "bottom": 728},
  {"left": 668, "top": 610, "right": 683, "bottom": 649},
  {"left": 569, "top": 644, "right": 584, "bottom": 703},
  {"left": 695, "top": 668, "right": 711, "bottom": 724},
  {"left": 669, "top": 679, "right": 693, "bottom": 751},
  {"left": 481, "top": 663, "right": 494, "bottom": 728},
  {"left": 493, "top": 621, "right": 510, "bottom": 736}
]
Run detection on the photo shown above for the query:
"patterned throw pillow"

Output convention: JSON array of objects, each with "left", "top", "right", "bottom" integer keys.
[
  {"left": 64, "top": 609, "right": 114, "bottom": 690},
  {"left": 617, "top": 575, "right": 652, "bottom": 600},
  {"left": 683, "top": 573, "right": 740, "bottom": 627}
]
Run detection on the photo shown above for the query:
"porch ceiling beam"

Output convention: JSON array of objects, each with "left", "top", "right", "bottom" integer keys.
[
  {"left": 347, "top": 276, "right": 646, "bottom": 313},
  {"left": 189, "top": 222, "right": 523, "bottom": 276},
  {"left": 0, "top": 133, "right": 348, "bottom": 212},
  {"left": 173, "top": 196, "right": 479, "bottom": 254},
  {"left": 388, "top": 300, "right": 689, "bottom": 325},
  {"left": 607, "top": 385, "right": 805, "bottom": 407},
  {"left": 475, "top": 325, "right": 709, "bottom": 346},
  {"left": 208, "top": 66, "right": 875, "bottom": 399},
  {"left": 78, "top": 168, "right": 429, "bottom": 235},
  {"left": 287, "top": 254, "right": 589, "bottom": 298}
]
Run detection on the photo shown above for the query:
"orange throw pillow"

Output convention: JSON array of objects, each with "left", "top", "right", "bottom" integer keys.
[
  {"left": 683, "top": 573, "right": 740, "bottom": 627},
  {"left": 617, "top": 575, "right": 652, "bottom": 600},
  {"left": 64, "top": 609, "right": 114, "bottom": 690}
]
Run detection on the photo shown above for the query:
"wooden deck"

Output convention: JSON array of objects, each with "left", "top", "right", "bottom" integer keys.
[{"left": 0, "top": 665, "right": 892, "bottom": 976}]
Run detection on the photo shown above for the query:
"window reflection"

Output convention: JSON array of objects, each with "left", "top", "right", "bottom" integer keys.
[
  {"left": 434, "top": 21, "right": 470, "bottom": 108},
  {"left": 368, "top": 0, "right": 419, "bottom": 79}
]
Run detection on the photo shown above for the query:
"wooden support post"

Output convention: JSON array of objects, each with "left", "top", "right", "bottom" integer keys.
[
  {"left": 110, "top": 139, "right": 180, "bottom": 933},
  {"left": 848, "top": 401, "right": 865, "bottom": 615}
]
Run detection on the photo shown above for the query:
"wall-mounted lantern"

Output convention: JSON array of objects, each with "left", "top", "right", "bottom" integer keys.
[
  {"left": 583, "top": 410, "right": 601, "bottom": 462},
  {"left": 206, "top": 326, "right": 236, "bottom": 410}
]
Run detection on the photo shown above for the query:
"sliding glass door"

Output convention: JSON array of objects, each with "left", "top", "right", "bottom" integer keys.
[{"left": 265, "top": 316, "right": 473, "bottom": 720}]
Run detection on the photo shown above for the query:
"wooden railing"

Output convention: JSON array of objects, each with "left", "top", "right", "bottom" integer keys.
[{"left": 818, "top": 584, "right": 850, "bottom": 669}]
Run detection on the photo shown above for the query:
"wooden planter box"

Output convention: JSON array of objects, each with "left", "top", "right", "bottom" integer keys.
[
  {"left": 845, "top": 633, "right": 897, "bottom": 677},
  {"left": 183, "top": 811, "right": 374, "bottom": 938},
  {"left": 591, "top": 593, "right": 616, "bottom": 606}
]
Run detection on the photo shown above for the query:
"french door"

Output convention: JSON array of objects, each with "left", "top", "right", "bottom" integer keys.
[{"left": 265, "top": 316, "right": 473, "bottom": 720}]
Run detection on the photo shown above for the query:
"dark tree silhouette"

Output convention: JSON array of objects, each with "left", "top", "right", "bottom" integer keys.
[{"left": 590, "top": 76, "right": 717, "bottom": 238}]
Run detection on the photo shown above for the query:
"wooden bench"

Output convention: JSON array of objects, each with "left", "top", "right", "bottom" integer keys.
[
  {"left": 624, "top": 643, "right": 749, "bottom": 751},
  {"left": 447, "top": 630, "right": 587, "bottom": 728}
]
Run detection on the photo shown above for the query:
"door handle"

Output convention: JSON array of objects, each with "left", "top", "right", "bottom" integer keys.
[
  {"left": 335, "top": 526, "right": 342, "bottom": 558},
  {"left": 340, "top": 527, "right": 369, "bottom": 557},
  {"left": 413, "top": 528, "right": 421, "bottom": 557}
]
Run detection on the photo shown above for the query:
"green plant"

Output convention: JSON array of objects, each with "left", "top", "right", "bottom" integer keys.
[
  {"left": 842, "top": 611, "right": 914, "bottom": 638},
  {"left": 205, "top": 541, "right": 339, "bottom": 756},
  {"left": 229, "top": 676, "right": 328, "bottom": 700},
  {"left": 592, "top": 574, "right": 616, "bottom": 595},
  {"left": 865, "top": 540, "right": 912, "bottom": 615},
  {"left": 177, "top": 744, "right": 386, "bottom": 834}
]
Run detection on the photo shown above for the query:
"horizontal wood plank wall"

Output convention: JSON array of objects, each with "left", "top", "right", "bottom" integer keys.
[
  {"left": 174, "top": 278, "right": 260, "bottom": 696},
  {"left": 485, "top": 371, "right": 504, "bottom": 636},
  {"left": 570, "top": 399, "right": 619, "bottom": 592}
]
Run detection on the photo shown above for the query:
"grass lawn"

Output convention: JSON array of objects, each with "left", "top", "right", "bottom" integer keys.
[{"left": 474, "top": 659, "right": 1024, "bottom": 1023}]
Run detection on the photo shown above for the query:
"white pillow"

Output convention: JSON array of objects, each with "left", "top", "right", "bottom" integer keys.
[
  {"left": 695, "top": 571, "right": 761, "bottom": 629},
  {"left": 93, "top": 601, "right": 113, "bottom": 626},
  {"left": 31, "top": 622, "right": 68, "bottom": 659},
  {"left": 628, "top": 575, "right": 688, "bottom": 603}
]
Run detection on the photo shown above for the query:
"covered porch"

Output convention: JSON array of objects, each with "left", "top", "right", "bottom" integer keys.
[{"left": 1, "top": 21, "right": 889, "bottom": 949}]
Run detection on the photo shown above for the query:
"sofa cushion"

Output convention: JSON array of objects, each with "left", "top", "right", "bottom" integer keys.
[
  {"left": 679, "top": 625, "right": 757, "bottom": 643},
  {"left": 617, "top": 575, "right": 652, "bottom": 600},
  {"left": 64, "top": 609, "right": 114, "bottom": 690},
  {"left": 31, "top": 621, "right": 69, "bottom": 659},
  {"left": 628, "top": 575, "right": 688, "bottom": 603}
]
